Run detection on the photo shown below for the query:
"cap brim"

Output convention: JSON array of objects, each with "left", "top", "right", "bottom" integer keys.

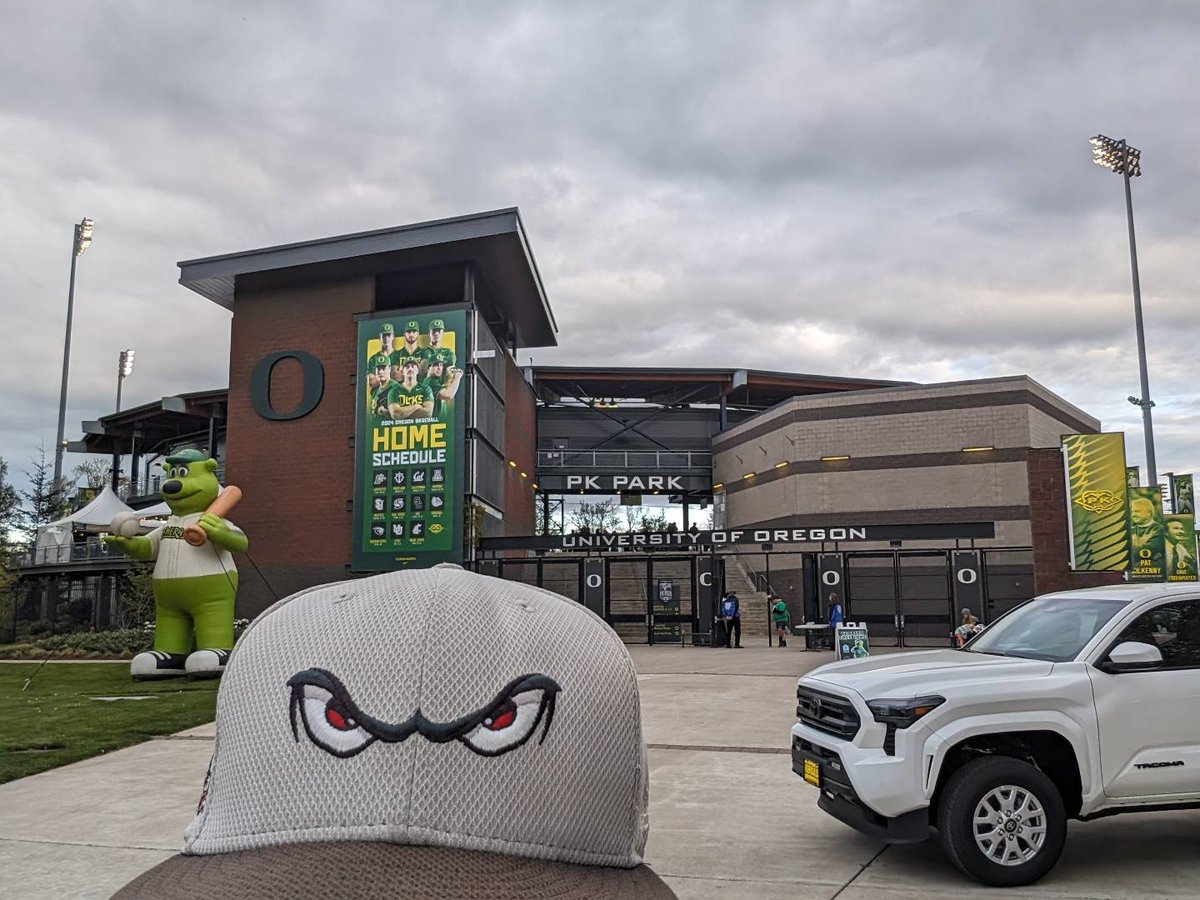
[{"left": 112, "top": 841, "right": 675, "bottom": 899}]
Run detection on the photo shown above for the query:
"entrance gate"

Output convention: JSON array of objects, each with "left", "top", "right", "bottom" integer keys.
[
  {"left": 484, "top": 546, "right": 1033, "bottom": 648},
  {"left": 840, "top": 551, "right": 958, "bottom": 647},
  {"left": 490, "top": 555, "right": 697, "bottom": 644}
]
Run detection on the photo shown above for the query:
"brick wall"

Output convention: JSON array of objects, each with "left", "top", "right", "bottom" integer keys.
[
  {"left": 1027, "top": 448, "right": 1123, "bottom": 594},
  {"left": 503, "top": 355, "right": 537, "bottom": 536},
  {"left": 225, "top": 278, "right": 374, "bottom": 615}
]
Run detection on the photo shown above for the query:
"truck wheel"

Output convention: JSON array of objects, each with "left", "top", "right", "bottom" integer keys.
[{"left": 938, "top": 756, "right": 1067, "bottom": 887}]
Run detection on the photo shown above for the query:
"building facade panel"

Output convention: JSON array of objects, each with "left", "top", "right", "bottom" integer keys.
[{"left": 225, "top": 277, "right": 374, "bottom": 614}]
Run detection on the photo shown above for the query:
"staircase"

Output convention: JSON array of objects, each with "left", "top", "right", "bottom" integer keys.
[{"left": 723, "top": 554, "right": 771, "bottom": 642}]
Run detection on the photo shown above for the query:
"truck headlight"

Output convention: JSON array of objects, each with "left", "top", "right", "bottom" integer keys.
[{"left": 866, "top": 695, "right": 945, "bottom": 729}]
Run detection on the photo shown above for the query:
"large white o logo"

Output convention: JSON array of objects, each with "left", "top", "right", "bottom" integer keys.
[
  {"left": 956, "top": 568, "right": 978, "bottom": 585},
  {"left": 586, "top": 574, "right": 602, "bottom": 588},
  {"left": 821, "top": 570, "right": 841, "bottom": 587}
]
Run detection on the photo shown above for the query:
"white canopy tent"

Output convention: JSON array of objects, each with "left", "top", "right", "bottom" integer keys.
[{"left": 33, "top": 485, "right": 137, "bottom": 563}]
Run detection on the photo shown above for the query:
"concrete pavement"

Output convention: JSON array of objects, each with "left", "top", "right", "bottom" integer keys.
[{"left": 1, "top": 644, "right": 1199, "bottom": 898}]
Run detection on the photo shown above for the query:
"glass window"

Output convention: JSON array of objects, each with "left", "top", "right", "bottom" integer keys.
[
  {"left": 967, "top": 594, "right": 1130, "bottom": 662},
  {"left": 1111, "top": 600, "right": 1200, "bottom": 670}
]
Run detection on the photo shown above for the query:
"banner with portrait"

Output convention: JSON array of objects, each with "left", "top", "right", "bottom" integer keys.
[
  {"left": 1174, "top": 474, "right": 1195, "bottom": 518},
  {"left": 1125, "top": 466, "right": 1140, "bottom": 490},
  {"left": 1127, "top": 485, "right": 1166, "bottom": 582},
  {"left": 1062, "top": 433, "right": 1130, "bottom": 572},
  {"left": 352, "top": 307, "right": 467, "bottom": 570},
  {"left": 1164, "top": 514, "right": 1198, "bottom": 582}
]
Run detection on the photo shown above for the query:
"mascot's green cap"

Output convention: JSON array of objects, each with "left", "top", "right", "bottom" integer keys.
[
  {"left": 379, "top": 323, "right": 394, "bottom": 335},
  {"left": 165, "top": 449, "right": 209, "bottom": 465},
  {"left": 405, "top": 319, "right": 420, "bottom": 331},
  {"left": 429, "top": 319, "right": 445, "bottom": 330},
  {"left": 371, "top": 353, "right": 391, "bottom": 368}
]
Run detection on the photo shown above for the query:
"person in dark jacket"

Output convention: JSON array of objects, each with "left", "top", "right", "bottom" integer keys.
[{"left": 720, "top": 591, "right": 742, "bottom": 648}]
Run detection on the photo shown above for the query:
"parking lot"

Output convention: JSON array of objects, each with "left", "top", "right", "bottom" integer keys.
[{"left": 0, "top": 645, "right": 1197, "bottom": 898}]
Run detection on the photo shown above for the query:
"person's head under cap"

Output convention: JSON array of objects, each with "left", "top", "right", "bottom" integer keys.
[
  {"left": 113, "top": 564, "right": 674, "bottom": 899},
  {"left": 370, "top": 353, "right": 392, "bottom": 381}
]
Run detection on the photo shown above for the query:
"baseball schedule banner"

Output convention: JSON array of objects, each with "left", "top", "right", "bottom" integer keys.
[
  {"left": 1062, "top": 433, "right": 1130, "bottom": 572},
  {"left": 352, "top": 308, "right": 467, "bottom": 571},
  {"left": 1127, "top": 485, "right": 1166, "bottom": 582}
]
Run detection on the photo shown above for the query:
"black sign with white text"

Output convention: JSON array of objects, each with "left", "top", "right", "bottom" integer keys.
[
  {"left": 537, "top": 473, "right": 713, "bottom": 493},
  {"left": 479, "top": 521, "right": 995, "bottom": 552}
]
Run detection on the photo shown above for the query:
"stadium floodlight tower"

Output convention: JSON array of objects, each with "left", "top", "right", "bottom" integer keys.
[
  {"left": 53, "top": 217, "right": 95, "bottom": 500},
  {"left": 111, "top": 349, "right": 136, "bottom": 490},
  {"left": 1090, "top": 134, "right": 1156, "bottom": 484}
]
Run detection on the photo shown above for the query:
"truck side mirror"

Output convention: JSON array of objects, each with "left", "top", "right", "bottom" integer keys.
[{"left": 1098, "top": 640, "right": 1163, "bottom": 674}]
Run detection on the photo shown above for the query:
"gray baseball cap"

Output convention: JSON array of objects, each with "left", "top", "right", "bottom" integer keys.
[{"left": 114, "top": 564, "right": 672, "bottom": 899}]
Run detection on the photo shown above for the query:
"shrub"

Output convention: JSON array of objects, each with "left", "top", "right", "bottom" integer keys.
[
  {"left": 0, "top": 628, "right": 153, "bottom": 659},
  {"left": 0, "top": 620, "right": 255, "bottom": 660}
]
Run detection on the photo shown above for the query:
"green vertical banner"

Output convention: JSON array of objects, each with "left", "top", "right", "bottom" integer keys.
[
  {"left": 1062, "top": 433, "right": 1130, "bottom": 572},
  {"left": 1125, "top": 466, "right": 1141, "bottom": 490},
  {"left": 352, "top": 307, "right": 467, "bottom": 571},
  {"left": 1164, "top": 515, "right": 1197, "bottom": 582},
  {"left": 1174, "top": 474, "right": 1195, "bottom": 517},
  {"left": 1128, "top": 486, "right": 1166, "bottom": 582}
]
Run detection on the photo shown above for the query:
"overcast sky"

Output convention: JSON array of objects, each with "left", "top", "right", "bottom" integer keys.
[{"left": 2, "top": 1, "right": 1198, "bottom": 502}]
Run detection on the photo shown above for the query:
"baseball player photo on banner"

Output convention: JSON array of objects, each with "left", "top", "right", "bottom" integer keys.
[{"left": 352, "top": 307, "right": 467, "bottom": 570}]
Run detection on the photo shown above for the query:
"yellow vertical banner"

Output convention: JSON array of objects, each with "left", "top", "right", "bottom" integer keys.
[{"left": 1062, "top": 433, "right": 1130, "bottom": 571}]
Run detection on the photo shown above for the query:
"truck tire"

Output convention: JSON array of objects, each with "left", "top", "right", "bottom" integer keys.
[{"left": 938, "top": 755, "right": 1067, "bottom": 887}]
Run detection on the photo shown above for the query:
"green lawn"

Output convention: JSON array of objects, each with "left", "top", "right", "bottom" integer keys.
[{"left": 0, "top": 662, "right": 218, "bottom": 784}]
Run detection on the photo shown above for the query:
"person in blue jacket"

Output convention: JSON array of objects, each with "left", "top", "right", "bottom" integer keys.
[
  {"left": 720, "top": 591, "right": 742, "bottom": 648},
  {"left": 827, "top": 592, "right": 844, "bottom": 647}
]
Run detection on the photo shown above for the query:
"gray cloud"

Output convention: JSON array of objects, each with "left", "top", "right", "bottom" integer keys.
[{"left": 2, "top": 0, "right": 1198, "bottom": 504}]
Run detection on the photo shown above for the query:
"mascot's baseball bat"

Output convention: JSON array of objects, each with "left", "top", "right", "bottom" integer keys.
[{"left": 184, "top": 485, "right": 243, "bottom": 547}]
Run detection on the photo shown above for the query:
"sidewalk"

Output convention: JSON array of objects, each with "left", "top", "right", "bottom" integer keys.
[{"left": 2, "top": 645, "right": 1199, "bottom": 898}]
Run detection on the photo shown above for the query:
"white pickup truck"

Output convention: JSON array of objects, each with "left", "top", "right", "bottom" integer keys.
[{"left": 791, "top": 583, "right": 1200, "bottom": 886}]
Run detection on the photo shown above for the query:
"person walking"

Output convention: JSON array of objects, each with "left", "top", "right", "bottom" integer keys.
[
  {"left": 770, "top": 595, "right": 791, "bottom": 647},
  {"left": 720, "top": 591, "right": 742, "bottom": 648}
]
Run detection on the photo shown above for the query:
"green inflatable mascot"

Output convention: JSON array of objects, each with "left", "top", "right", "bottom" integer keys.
[{"left": 104, "top": 450, "right": 247, "bottom": 680}]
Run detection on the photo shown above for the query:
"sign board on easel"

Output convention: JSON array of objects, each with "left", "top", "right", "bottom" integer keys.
[{"left": 835, "top": 622, "right": 870, "bottom": 660}]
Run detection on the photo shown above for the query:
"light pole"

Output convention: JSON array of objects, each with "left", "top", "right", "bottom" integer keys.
[
  {"left": 52, "top": 217, "right": 95, "bottom": 501},
  {"left": 1090, "top": 135, "right": 1156, "bottom": 483},
  {"left": 111, "top": 349, "right": 135, "bottom": 491}
]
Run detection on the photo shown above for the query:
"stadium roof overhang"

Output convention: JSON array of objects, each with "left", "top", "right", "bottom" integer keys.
[
  {"left": 177, "top": 208, "right": 557, "bottom": 350},
  {"left": 529, "top": 366, "right": 911, "bottom": 409},
  {"left": 68, "top": 389, "right": 227, "bottom": 457}
]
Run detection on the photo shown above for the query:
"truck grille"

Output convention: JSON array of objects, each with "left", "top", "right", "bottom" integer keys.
[{"left": 796, "top": 686, "right": 860, "bottom": 740}]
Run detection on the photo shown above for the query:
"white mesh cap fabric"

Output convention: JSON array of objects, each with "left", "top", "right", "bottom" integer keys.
[{"left": 184, "top": 564, "right": 650, "bottom": 869}]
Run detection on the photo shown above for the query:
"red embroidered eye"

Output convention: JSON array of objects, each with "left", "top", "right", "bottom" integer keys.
[
  {"left": 485, "top": 703, "right": 516, "bottom": 731},
  {"left": 326, "top": 706, "right": 354, "bottom": 731}
]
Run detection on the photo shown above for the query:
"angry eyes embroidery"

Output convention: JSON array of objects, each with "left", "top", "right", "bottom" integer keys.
[{"left": 287, "top": 669, "right": 560, "bottom": 759}]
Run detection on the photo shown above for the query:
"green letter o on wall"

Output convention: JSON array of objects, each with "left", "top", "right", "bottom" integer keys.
[{"left": 250, "top": 350, "right": 325, "bottom": 420}]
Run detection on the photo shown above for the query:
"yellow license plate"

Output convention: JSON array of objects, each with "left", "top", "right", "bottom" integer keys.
[{"left": 803, "top": 758, "right": 821, "bottom": 787}]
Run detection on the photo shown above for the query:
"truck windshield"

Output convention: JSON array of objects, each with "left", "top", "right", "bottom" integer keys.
[{"left": 966, "top": 595, "right": 1130, "bottom": 662}]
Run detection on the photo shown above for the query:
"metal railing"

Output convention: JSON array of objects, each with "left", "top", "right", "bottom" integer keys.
[
  {"left": 17, "top": 542, "right": 131, "bottom": 568},
  {"left": 537, "top": 450, "right": 711, "bottom": 470}
]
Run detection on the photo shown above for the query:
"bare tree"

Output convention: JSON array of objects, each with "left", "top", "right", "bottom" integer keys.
[
  {"left": 72, "top": 458, "right": 110, "bottom": 495},
  {"left": 567, "top": 498, "right": 621, "bottom": 534}
]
